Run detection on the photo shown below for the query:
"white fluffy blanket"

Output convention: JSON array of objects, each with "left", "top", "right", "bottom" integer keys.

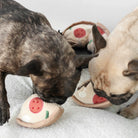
[{"left": 0, "top": 69, "right": 138, "bottom": 138}]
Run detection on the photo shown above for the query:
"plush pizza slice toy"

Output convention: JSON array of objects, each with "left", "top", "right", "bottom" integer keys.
[
  {"left": 63, "top": 21, "right": 110, "bottom": 53},
  {"left": 72, "top": 81, "right": 111, "bottom": 108},
  {"left": 16, "top": 94, "right": 64, "bottom": 128}
]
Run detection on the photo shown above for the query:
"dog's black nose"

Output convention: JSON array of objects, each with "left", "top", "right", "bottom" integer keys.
[
  {"left": 51, "top": 98, "right": 66, "bottom": 105},
  {"left": 56, "top": 99, "right": 66, "bottom": 105}
]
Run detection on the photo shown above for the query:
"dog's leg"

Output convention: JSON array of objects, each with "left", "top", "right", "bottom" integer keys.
[
  {"left": 0, "top": 72, "right": 10, "bottom": 125},
  {"left": 118, "top": 98, "right": 138, "bottom": 119},
  {"left": 32, "top": 84, "right": 37, "bottom": 94}
]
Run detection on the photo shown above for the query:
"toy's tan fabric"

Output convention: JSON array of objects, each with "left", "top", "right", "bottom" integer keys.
[
  {"left": 16, "top": 94, "right": 64, "bottom": 128},
  {"left": 72, "top": 81, "right": 111, "bottom": 108},
  {"left": 63, "top": 22, "right": 94, "bottom": 47},
  {"left": 63, "top": 21, "right": 110, "bottom": 53},
  {"left": 74, "top": 81, "right": 94, "bottom": 104}
]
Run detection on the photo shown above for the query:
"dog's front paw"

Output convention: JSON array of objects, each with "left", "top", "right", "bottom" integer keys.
[
  {"left": 0, "top": 102, "right": 10, "bottom": 125},
  {"left": 118, "top": 106, "right": 137, "bottom": 119}
]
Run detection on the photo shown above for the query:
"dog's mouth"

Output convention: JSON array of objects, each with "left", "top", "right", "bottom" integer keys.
[
  {"left": 94, "top": 88, "right": 133, "bottom": 105},
  {"left": 107, "top": 92, "right": 133, "bottom": 105},
  {"left": 33, "top": 86, "right": 67, "bottom": 105},
  {"left": 36, "top": 92, "right": 67, "bottom": 105},
  {"left": 39, "top": 95, "right": 67, "bottom": 105},
  {"left": 91, "top": 81, "right": 133, "bottom": 105}
]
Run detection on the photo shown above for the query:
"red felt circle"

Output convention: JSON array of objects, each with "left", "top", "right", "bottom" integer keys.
[
  {"left": 29, "top": 97, "right": 44, "bottom": 113},
  {"left": 97, "top": 26, "right": 105, "bottom": 35},
  {"left": 74, "top": 28, "right": 86, "bottom": 38},
  {"left": 93, "top": 94, "right": 107, "bottom": 104}
]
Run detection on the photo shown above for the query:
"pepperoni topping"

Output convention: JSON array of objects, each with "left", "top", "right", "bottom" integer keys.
[
  {"left": 97, "top": 26, "right": 105, "bottom": 35},
  {"left": 74, "top": 28, "right": 86, "bottom": 38},
  {"left": 29, "top": 97, "right": 44, "bottom": 113},
  {"left": 93, "top": 94, "right": 107, "bottom": 104}
]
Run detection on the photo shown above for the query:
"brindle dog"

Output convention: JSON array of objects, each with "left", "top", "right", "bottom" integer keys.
[{"left": 0, "top": 0, "right": 95, "bottom": 125}]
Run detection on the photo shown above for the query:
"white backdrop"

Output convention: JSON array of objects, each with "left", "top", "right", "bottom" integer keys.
[{"left": 16, "top": 0, "right": 138, "bottom": 32}]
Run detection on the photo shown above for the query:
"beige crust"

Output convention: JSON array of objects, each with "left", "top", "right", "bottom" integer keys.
[
  {"left": 16, "top": 107, "right": 64, "bottom": 129},
  {"left": 63, "top": 21, "right": 110, "bottom": 35},
  {"left": 63, "top": 21, "right": 95, "bottom": 34},
  {"left": 96, "top": 22, "right": 110, "bottom": 36},
  {"left": 72, "top": 95, "right": 111, "bottom": 109}
]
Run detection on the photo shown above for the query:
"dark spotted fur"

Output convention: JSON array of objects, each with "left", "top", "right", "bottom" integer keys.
[{"left": 0, "top": 0, "right": 93, "bottom": 125}]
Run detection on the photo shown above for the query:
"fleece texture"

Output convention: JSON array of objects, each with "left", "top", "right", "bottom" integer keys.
[{"left": 0, "top": 69, "right": 137, "bottom": 138}]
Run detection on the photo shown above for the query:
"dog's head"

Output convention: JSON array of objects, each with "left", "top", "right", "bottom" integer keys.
[
  {"left": 17, "top": 31, "right": 94, "bottom": 105},
  {"left": 89, "top": 25, "right": 138, "bottom": 105}
]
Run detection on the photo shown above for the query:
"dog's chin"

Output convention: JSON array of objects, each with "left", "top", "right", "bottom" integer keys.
[
  {"left": 106, "top": 93, "right": 133, "bottom": 105},
  {"left": 107, "top": 96, "right": 132, "bottom": 105}
]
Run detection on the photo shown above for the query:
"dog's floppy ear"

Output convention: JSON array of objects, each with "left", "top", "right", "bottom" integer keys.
[
  {"left": 75, "top": 54, "right": 98, "bottom": 70},
  {"left": 92, "top": 25, "right": 106, "bottom": 53},
  {"left": 123, "top": 59, "right": 138, "bottom": 79},
  {"left": 17, "top": 60, "right": 43, "bottom": 76}
]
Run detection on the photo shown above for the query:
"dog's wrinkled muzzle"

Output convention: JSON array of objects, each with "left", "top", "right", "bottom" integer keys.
[
  {"left": 94, "top": 88, "right": 133, "bottom": 105},
  {"left": 91, "top": 81, "right": 133, "bottom": 105}
]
